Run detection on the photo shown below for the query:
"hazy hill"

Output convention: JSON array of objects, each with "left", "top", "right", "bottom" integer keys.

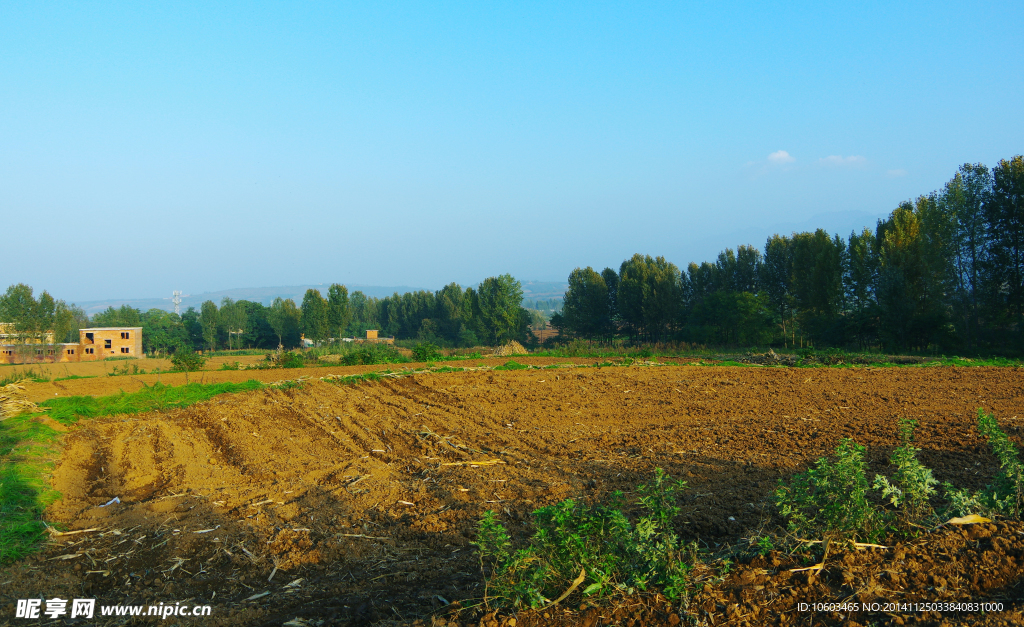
[{"left": 77, "top": 280, "right": 568, "bottom": 316}]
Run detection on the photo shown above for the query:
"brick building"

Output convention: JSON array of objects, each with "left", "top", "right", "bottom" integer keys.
[{"left": 0, "top": 326, "right": 142, "bottom": 365}]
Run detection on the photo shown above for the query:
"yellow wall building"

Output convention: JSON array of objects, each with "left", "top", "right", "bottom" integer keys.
[{"left": 0, "top": 326, "right": 142, "bottom": 365}]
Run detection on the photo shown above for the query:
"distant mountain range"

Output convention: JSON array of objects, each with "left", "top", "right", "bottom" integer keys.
[{"left": 76, "top": 280, "right": 569, "bottom": 316}]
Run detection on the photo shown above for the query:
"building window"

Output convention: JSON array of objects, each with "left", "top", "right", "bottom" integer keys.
[
  {"left": 86, "top": 347, "right": 94, "bottom": 354},
  {"left": 67, "top": 349, "right": 75, "bottom": 355},
  {"left": 121, "top": 332, "right": 130, "bottom": 339},
  {"left": 86, "top": 332, "right": 94, "bottom": 343},
  {"left": 121, "top": 347, "right": 130, "bottom": 354},
  {"left": 104, "top": 339, "right": 112, "bottom": 349}
]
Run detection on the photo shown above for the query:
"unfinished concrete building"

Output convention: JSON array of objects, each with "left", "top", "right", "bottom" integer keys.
[{"left": 0, "top": 326, "right": 142, "bottom": 365}]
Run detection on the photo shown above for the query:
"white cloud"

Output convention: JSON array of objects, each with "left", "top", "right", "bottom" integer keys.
[
  {"left": 768, "top": 150, "right": 795, "bottom": 164},
  {"left": 886, "top": 169, "right": 908, "bottom": 178},
  {"left": 819, "top": 155, "right": 867, "bottom": 167}
]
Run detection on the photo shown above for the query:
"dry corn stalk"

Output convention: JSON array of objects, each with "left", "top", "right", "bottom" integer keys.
[{"left": 0, "top": 380, "right": 44, "bottom": 420}]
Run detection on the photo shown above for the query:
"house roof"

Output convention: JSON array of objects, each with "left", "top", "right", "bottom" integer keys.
[{"left": 81, "top": 327, "right": 143, "bottom": 331}]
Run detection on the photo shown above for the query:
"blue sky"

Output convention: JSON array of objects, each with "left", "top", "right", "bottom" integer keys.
[{"left": 2, "top": 1, "right": 1021, "bottom": 303}]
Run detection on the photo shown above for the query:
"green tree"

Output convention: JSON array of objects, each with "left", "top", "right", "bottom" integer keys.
[
  {"left": 200, "top": 300, "right": 219, "bottom": 352},
  {"left": 300, "top": 289, "right": 329, "bottom": 346},
  {"left": 845, "top": 228, "right": 880, "bottom": 347},
  {"left": 759, "top": 235, "right": 794, "bottom": 345},
  {"left": 476, "top": 274, "right": 524, "bottom": 344},
  {"left": 435, "top": 282, "right": 467, "bottom": 345},
  {"left": 600, "top": 267, "right": 619, "bottom": 325},
  {"left": 0, "top": 284, "right": 38, "bottom": 341},
  {"left": 327, "top": 284, "right": 352, "bottom": 341},
  {"left": 941, "top": 163, "right": 991, "bottom": 349},
  {"left": 219, "top": 297, "right": 247, "bottom": 349},
  {"left": 986, "top": 156, "right": 1024, "bottom": 344},
  {"left": 53, "top": 301, "right": 80, "bottom": 344},
  {"left": 268, "top": 297, "right": 301, "bottom": 349},
  {"left": 688, "top": 290, "right": 772, "bottom": 346},
  {"left": 557, "top": 267, "right": 611, "bottom": 339},
  {"left": 140, "top": 309, "right": 192, "bottom": 354},
  {"left": 876, "top": 200, "right": 947, "bottom": 350},
  {"left": 791, "top": 230, "right": 846, "bottom": 343},
  {"left": 617, "top": 254, "right": 681, "bottom": 342}
]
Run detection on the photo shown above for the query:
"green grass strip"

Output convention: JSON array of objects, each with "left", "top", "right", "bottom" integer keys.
[
  {"left": 1, "top": 379, "right": 265, "bottom": 564},
  {"left": 40, "top": 380, "right": 265, "bottom": 425}
]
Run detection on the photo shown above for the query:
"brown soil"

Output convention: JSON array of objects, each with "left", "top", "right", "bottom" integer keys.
[
  {"left": 2, "top": 365, "right": 1023, "bottom": 626},
  {"left": 19, "top": 356, "right": 605, "bottom": 403}
]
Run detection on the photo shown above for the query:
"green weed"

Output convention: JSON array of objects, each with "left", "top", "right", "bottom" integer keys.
[
  {"left": 109, "top": 363, "right": 147, "bottom": 376},
  {"left": 944, "top": 409, "right": 1023, "bottom": 518},
  {"left": 0, "top": 367, "right": 50, "bottom": 386},
  {"left": 323, "top": 372, "right": 383, "bottom": 386},
  {"left": 170, "top": 349, "right": 206, "bottom": 373},
  {"left": 873, "top": 419, "right": 938, "bottom": 527},
  {"left": 775, "top": 438, "right": 889, "bottom": 543},
  {"left": 338, "top": 343, "right": 409, "bottom": 366},
  {"left": 493, "top": 360, "right": 529, "bottom": 371},
  {"left": 473, "top": 469, "right": 697, "bottom": 609},
  {"left": 412, "top": 343, "right": 444, "bottom": 362}
]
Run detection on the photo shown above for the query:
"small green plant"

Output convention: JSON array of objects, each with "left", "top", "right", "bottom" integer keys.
[
  {"left": 219, "top": 361, "right": 241, "bottom": 371},
  {"left": 170, "top": 349, "right": 206, "bottom": 373},
  {"left": 873, "top": 419, "right": 938, "bottom": 526},
  {"left": 493, "top": 360, "right": 529, "bottom": 371},
  {"left": 412, "top": 342, "right": 443, "bottom": 362},
  {"left": 338, "top": 344, "right": 409, "bottom": 366},
  {"left": 0, "top": 367, "right": 49, "bottom": 386},
  {"left": 473, "top": 469, "right": 697, "bottom": 609},
  {"left": 942, "top": 410, "right": 1023, "bottom": 518},
  {"left": 977, "top": 409, "right": 1024, "bottom": 518},
  {"left": 775, "top": 438, "right": 888, "bottom": 542},
  {"left": 109, "top": 363, "right": 146, "bottom": 376},
  {"left": 277, "top": 351, "right": 305, "bottom": 369},
  {"left": 757, "top": 536, "right": 775, "bottom": 556}
]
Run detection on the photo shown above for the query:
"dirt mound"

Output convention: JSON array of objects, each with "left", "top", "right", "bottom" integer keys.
[
  {"left": 492, "top": 340, "right": 529, "bottom": 357},
  {"left": 2, "top": 365, "right": 1023, "bottom": 625}
]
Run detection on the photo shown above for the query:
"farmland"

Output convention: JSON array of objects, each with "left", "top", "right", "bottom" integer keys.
[{"left": 2, "top": 362, "right": 1023, "bottom": 626}]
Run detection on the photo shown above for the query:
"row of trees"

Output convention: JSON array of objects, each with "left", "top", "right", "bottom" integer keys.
[
  {"left": 554, "top": 156, "right": 1024, "bottom": 353},
  {"left": 0, "top": 285, "right": 89, "bottom": 344},
  {"left": 2, "top": 274, "right": 535, "bottom": 355}
]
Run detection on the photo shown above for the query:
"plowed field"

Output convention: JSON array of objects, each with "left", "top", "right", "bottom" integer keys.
[{"left": 2, "top": 364, "right": 1023, "bottom": 626}]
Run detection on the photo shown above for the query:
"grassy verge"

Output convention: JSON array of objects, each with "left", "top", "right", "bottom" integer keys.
[{"left": 0, "top": 380, "right": 265, "bottom": 564}]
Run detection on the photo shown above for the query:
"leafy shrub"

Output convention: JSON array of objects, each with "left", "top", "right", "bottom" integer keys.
[
  {"left": 775, "top": 438, "right": 888, "bottom": 542},
  {"left": 170, "top": 349, "right": 206, "bottom": 373},
  {"left": 339, "top": 343, "right": 409, "bottom": 366},
  {"left": 473, "top": 469, "right": 695, "bottom": 609},
  {"left": 873, "top": 419, "right": 938, "bottom": 525},
  {"left": 945, "top": 409, "right": 1023, "bottom": 518},
  {"left": 493, "top": 360, "right": 529, "bottom": 371},
  {"left": 276, "top": 351, "right": 305, "bottom": 369},
  {"left": 412, "top": 343, "right": 443, "bottom": 362},
  {"left": 219, "top": 361, "right": 241, "bottom": 371}
]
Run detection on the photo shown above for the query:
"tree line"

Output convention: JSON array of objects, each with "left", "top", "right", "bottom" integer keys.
[
  {"left": 553, "top": 156, "right": 1024, "bottom": 354},
  {"left": 0, "top": 274, "right": 533, "bottom": 355}
]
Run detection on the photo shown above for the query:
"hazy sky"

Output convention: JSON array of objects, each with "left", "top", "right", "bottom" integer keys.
[{"left": 2, "top": 2, "right": 1021, "bottom": 303}]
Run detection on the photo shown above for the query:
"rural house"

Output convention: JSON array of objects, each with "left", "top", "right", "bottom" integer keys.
[{"left": 0, "top": 326, "right": 142, "bottom": 365}]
